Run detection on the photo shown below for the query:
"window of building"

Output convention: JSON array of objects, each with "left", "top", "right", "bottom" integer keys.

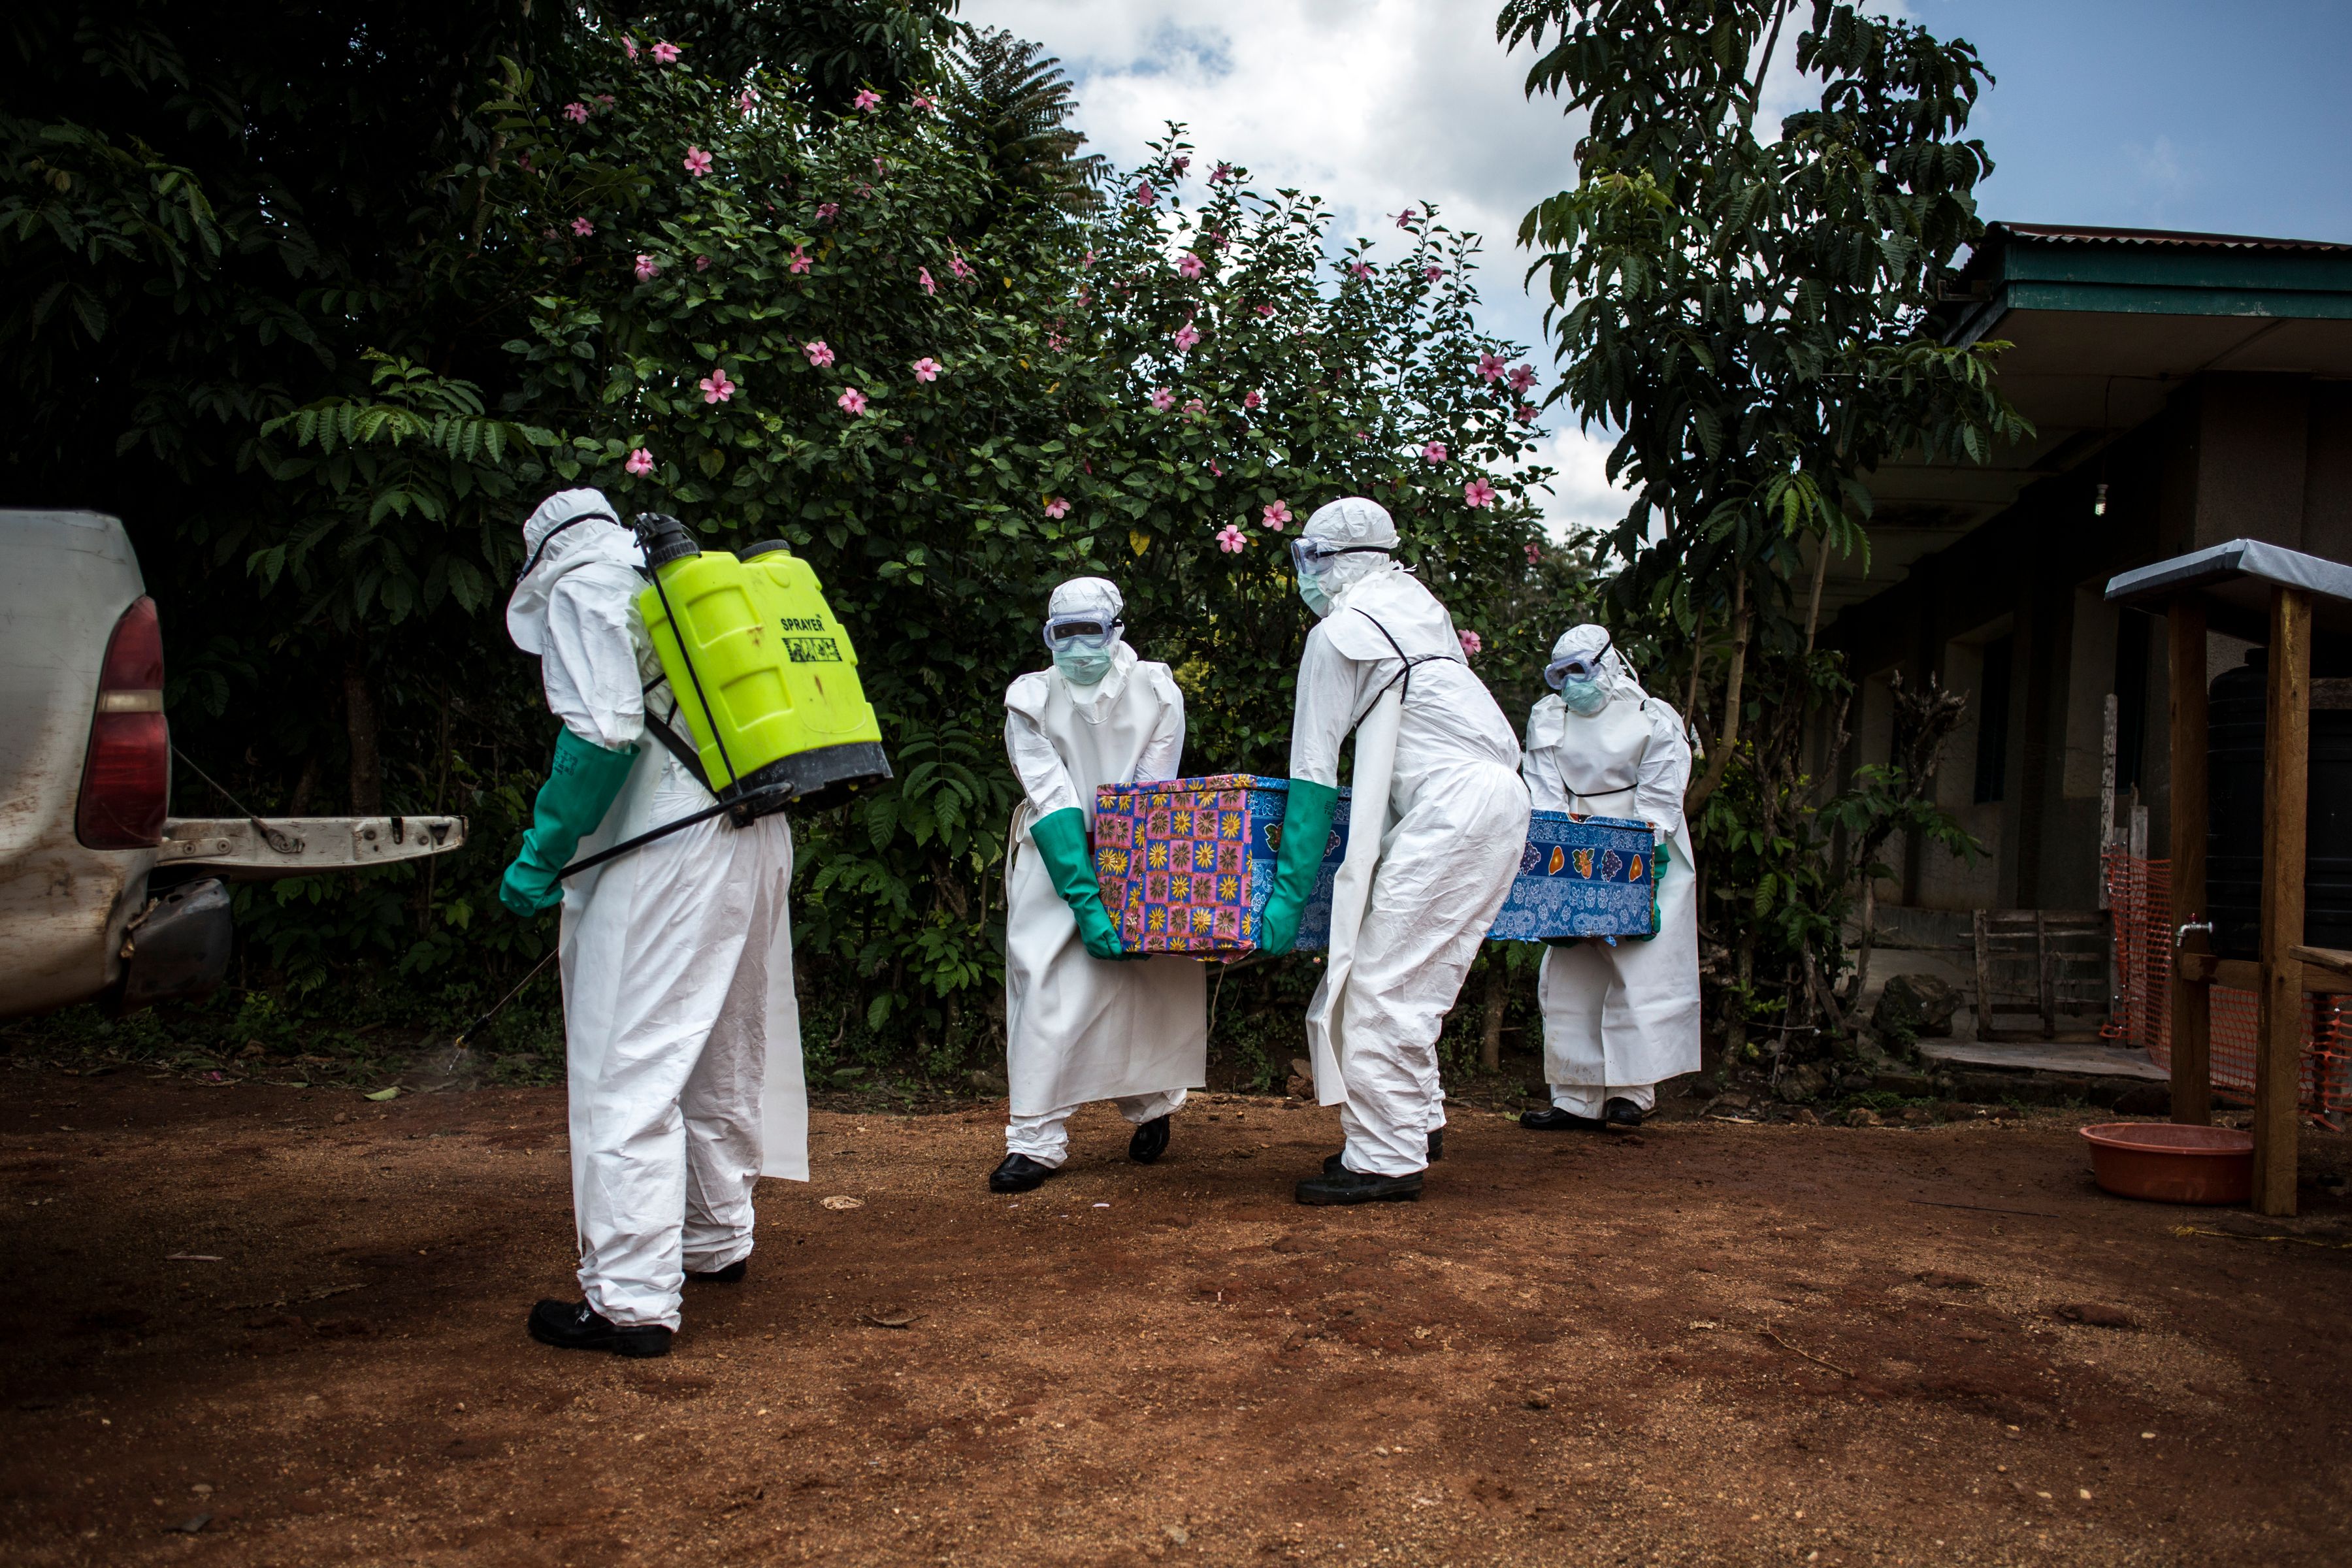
[{"left": 1974, "top": 634, "right": 2014, "bottom": 804}]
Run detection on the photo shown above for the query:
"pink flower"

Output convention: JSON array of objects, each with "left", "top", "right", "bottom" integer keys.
[
  {"left": 1458, "top": 629, "right": 1482, "bottom": 657},
  {"left": 736, "top": 88, "right": 759, "bottom": 115},
  {"left": 1524, "top": 542, "right": 1543, "bottom": 565},
  {"left": 1243, "top": 390, "right": 1262, "bottom": 410},
  {"left": 1422, "top": 440, "right": 1448, "bottom": 462},
  {"left": 1507, "top": 363, "right": 1537, "bottom": 393},
  {"left": 1426, "top": 266, "right": 1445, "bottom": 282},
  {"left": 1133, "top": 180, "right": 1156, "bottom": 206},
  {"left": 1046, "top": 331, "right": 1068, "bottom": 352},
  {"left": 625, "top": 448, "right": 655, "bottom": 476},
  {"left": 948, "top": 254, "right": 976, "bottom": 282},
  {"left": 651, "top": 40, "right": 680, "bottom": 64},
  {"left": 802, "top": 340, "right": 835, "bottom": 368},
  {"left": 700, "top": 368, "right": 735, "bottom": 404},
  {"left": 874, "top": 156, "right": 887, "bottom": 174},
  {"left": 789, "top": 246, "right": 811, "bottom": 274},
  {"left": 1515, "top": 403, "right": 1537, "bottom": 424},
  {"left": 1253, "top": 303, "right": 1275, "bottom": 319},
  {"left": 563, "top": 101, "right": 589, "bottom": 123},
  {"left": 1076, "top": 288, "right": 1090, "bottom": 308},
  {"left": 1150, "top": 387, "right": 1175, "bottom": 412},
  {"left": 1170, "top": 155, "right": 1190, "bottom": 176},
  {"left": 695, "top": 254, "right": 710, "bottom": 272},
  {"left": 623, "top": 36, "right": 638, "bottom": 60},
  {"left": 1348, "top": 261, "right": 1372, "bottom": 280},
  {"left": 570, "top": 216, "right": 595, "bottom": 237},
  {"left": 683, "top": 146, "right": 713, "bottom": 178},
  {"left": 1211, "top": 162, "right": 1233, "bottom": 184},
  {"left": 1177, "top": 252, "right": 1204, "bottom": 279},
  {"left": 1262, "top": 500, "right": 1291, "bottom": 530},
  {"left": 1172, "top": 323, "right": 1201, "bottom": 351},
  {"left": 838, "top": 386, "right": 868, "bottom": 416},
  {"left": 912, "top": 357, "right": 941, "bottom": 382},
  {"left": 911, "top": 93, "right": 936, "bottom": 112},
  {"left": 918, "top": 266, "right": 936, "bottom": 295},
  {"left": 634, "top": 253, "right": 659, "bottom": 283},
  {"left": 1209, "top": 460, "right": 1224, "bottom": 477},
  {"left": 1043, "top": 496, "right": 1070, "bottom": 519},
  {"left": 1477, "top": 351, "right": 1506, "bottom": 383},
  {"left": 1081, "top": 249, "right": 1096, "bottom": 269},
  {"left": 1216, "top": 524, "right": 1248, "bottom": 554},
  {"left": 1394, "top": 207, "right": 1418, "bottom": 229},
  {"left": 596, "top": 93, "right": 614, "bottom": 106},
  {"left": 853, "top": 89, "right": 882, "bottom": 112},
  {"left": 815, "top": 201, "right": 840, "bottom": 223},
  {"left": 1183, "top": 397, "right": 1205, "bottom": 417},
  {"left": 1463, "top": 478, "right": 1497, "bottom": 509}
]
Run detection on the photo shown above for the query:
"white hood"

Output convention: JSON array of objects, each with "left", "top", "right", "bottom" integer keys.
[{"left": 506, "top": 489, "right": 644, "bottom": 655}]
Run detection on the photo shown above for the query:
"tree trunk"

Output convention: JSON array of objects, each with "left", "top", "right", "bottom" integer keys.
[
  {"left": 1479, "top": 956, "right": 1509, "bottom": 1071},
  {"left": 1685, "top": 572, "right": 1752, "bottom": 814},
  {"left": 1803, "top": 536, "right": 1831, "bottom": 655},
  {"left": 344, "top": 650, "right": 383, "bottom": 816}
]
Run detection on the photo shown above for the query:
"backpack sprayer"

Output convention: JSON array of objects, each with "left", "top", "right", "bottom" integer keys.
[{"left": 557, "top": 512, "right": 891, "bottom": 880}]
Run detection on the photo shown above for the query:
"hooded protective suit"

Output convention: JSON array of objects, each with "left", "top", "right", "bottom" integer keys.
[
  {"left": 1289, "top": 500, "right": 1530, "bottom": 1176},
  {"left": 506, "top": 489, "right": 806, "bottom": 1333},
  {"left": 1522, "top": 624, "right": 1700, "bottom": 1116},
  {"left": 1002, "top": 578, "right": 1205, "bottom": 1165}
]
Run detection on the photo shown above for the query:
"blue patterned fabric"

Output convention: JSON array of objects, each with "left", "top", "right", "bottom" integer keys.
[{"left": 1486, "top": 810, "right": 1658, "bottom": 941}]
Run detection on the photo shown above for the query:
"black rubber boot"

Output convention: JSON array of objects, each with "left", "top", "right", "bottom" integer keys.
[
  {"left": 687, "top": 1259, "right": 747, "bottom": 1284},
  {"left": 989, "top": 1152, "right": 1057, "bottom": 1193},
  {"left": 1603, "top": 1097, "right": 1646, "bottom": 1128},
  {"left": 1294, "top": 1168, "right": 1424, "bottom": 1205},
  {"left": 1128, "top": 1115, "right": 1171, "bottom": 1165},
  {"left": 1322, "top": 1128, "right": 1442, "bottom": 1175},
  {"left": 1520, "top": 1106, "right": 1606, "bottom": 1132},
  {"left": 527, "top": 1299, "right": 672, "bottom": 1358}
]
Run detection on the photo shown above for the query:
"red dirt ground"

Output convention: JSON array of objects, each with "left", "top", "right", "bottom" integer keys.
[{"left": 3, "top": 1068, "right": 2349, "bottom": 1567}]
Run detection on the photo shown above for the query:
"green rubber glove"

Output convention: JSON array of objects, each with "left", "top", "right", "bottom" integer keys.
[
  {"left": 1029, "top": 806, "right": 1127, "bottom": 960},
  {"left": 1632, "top": 837, "right": 1670, "bottom": 942},
  {"left": 500, "top": 727, "right": 641, "bottom": 915},
  {"left": 1256, "top": 778, "right": 1340, "bottom": 956}
]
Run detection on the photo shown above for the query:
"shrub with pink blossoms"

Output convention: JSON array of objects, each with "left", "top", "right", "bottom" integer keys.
[
  {"left": 836, "top": 386, "right": 868, "bottom": 415},
  {"left": 682, "top": 146, "right": 712, "bottom": 177},
  {"left": 699, "top": 368, "right": 734, "bottom": 403},
  {"left": 1215, "top": 525, "right": 1248, "bottom": 553},
  {"left": 803, "top": 340, "right": 835, "bottom": 368}
]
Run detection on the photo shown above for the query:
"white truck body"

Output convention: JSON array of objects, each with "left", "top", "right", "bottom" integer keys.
[{"left": 0, "top": 510, "right": 466, "bottom": 1019}]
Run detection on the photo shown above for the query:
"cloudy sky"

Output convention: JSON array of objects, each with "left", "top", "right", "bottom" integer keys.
[{"left": 961, "top": 0, "right": 2352, "bottom": 535}]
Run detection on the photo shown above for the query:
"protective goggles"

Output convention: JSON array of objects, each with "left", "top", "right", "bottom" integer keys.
[
  {"left": 1543, "top": 638, "right": 1612, "bottom": 690},
  {"left": 1288, "top": 538, "right": 1392, "bottom": 576},
  {"left": 1041, "top": 613, "right": 1122, "bottom": 652}
]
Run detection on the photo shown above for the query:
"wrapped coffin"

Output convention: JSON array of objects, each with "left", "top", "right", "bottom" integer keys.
[
  {"left": 1486, "top": 810, "right": 1659, "bottom": 941},
  {"left": 1094, "top": 775, "right": 1349, "bottom": 955}
]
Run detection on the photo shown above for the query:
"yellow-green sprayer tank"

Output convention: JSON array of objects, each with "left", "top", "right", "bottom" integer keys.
[{"left": 632, "top": 512, "right": 890, "bottom": 815}]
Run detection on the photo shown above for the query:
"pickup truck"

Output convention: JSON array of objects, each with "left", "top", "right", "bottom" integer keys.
[{"left": 0, "top": 510, "right": 466, "bottom": 1019}]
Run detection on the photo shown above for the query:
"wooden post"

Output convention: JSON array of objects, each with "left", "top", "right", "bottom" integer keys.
[
  {"left": 2167, "top": 600, "right": 2212, "bottom": 1125},
  {"left": 2253, "top": 587, "right": 2311, "bottom": 1217},
  {"left": 1972, "top": 909, "right": 1993, "bottom": 1038},
  {"left": 2036, "top": 908, "right": 2056, "bottom": 1039}
]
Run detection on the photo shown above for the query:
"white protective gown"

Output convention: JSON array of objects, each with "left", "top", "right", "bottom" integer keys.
[
  {"left": 1002, "top": 642, "right": 1207, "bottom": 1164},
  {"left": 1294, "top": 566, "right": 1531, "bottom": 1175},
  {"left": 1522, "top": 687, "right": 1701, "bottom": 1114},
  {"left": 506, "top": 492, "right": 806, "bottom": 1333}
]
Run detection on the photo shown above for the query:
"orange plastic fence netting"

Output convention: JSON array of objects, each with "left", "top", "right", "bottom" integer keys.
[{"left": 2103, "top": 850, "right": 2350, "bottom": 1121}]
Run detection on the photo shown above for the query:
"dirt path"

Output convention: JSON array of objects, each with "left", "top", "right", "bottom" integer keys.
[{"left": 3, "top": 1068, "right": 2347, "bottom": 1567}]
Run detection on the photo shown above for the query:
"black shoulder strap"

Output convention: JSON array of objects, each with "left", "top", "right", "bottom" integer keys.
[
  {"left": 1348, "top": 608, "right": 1453, "bottom": 728},
  {"left": 639, "top": 675, "right": 714, "bottom": 792}
]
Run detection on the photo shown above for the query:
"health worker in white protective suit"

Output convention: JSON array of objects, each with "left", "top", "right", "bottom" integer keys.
[
  {"left": 1519, "top": 624, "right": 1700, "bottom": 1130},
  {"left": 499, "top": 489, "right": 807, "bottom": 1359},
  {"left": 991, "top": 577, "right": 1207, "bottom": 1192},
  {"left": 1258, "top": 498, "right": 1531, "bottom": 1205}
]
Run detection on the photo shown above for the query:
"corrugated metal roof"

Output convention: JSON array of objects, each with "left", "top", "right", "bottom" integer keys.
[{"left": 1988, "top": 221, "right": 2352, "bottom": 256}]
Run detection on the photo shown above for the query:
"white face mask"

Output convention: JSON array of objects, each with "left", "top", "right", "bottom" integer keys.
[
  {"left": 1560, "top": 676, "right": 1609, "bottom": 717},
  {"left": 1054, "top": 645, "right": 1114, "bottom": 686}
]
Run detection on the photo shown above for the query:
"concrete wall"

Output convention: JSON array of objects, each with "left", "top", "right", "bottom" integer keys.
[{"left": 1822, "top": 370, "right": 2352, "bottom": 917}]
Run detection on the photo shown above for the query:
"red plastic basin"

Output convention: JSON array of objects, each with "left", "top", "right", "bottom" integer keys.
[{"left": 2080, "top": 1122, "right": 2254, "bottom": 1205}]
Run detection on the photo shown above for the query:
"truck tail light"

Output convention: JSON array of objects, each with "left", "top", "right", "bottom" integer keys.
[{"left": 76, "top": 596, "right": 169, "bottom": 850}]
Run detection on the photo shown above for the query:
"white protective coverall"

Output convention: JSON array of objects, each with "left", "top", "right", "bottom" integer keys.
[
  {"left": 1002, "top": 578, "right": 1205, "bottom": 1164},
  {"left": 1522, "top": 625, "right": 1701, "bottom": 1115},
  {"left": 506, "top": 489, "right": 807, "bottom": 1332},
  {"left": 1293, "top": 500, "right": 1531, "bottom": 1176}
]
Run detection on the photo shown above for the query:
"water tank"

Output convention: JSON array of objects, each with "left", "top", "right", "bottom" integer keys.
[{"left": 2206, "top": 654, "right": 2352, "bottom": 960}]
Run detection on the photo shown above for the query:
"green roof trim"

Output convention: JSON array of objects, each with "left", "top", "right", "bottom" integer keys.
[{"left": 1941, "top": 227, "right": 2352, "bottom": 346}]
